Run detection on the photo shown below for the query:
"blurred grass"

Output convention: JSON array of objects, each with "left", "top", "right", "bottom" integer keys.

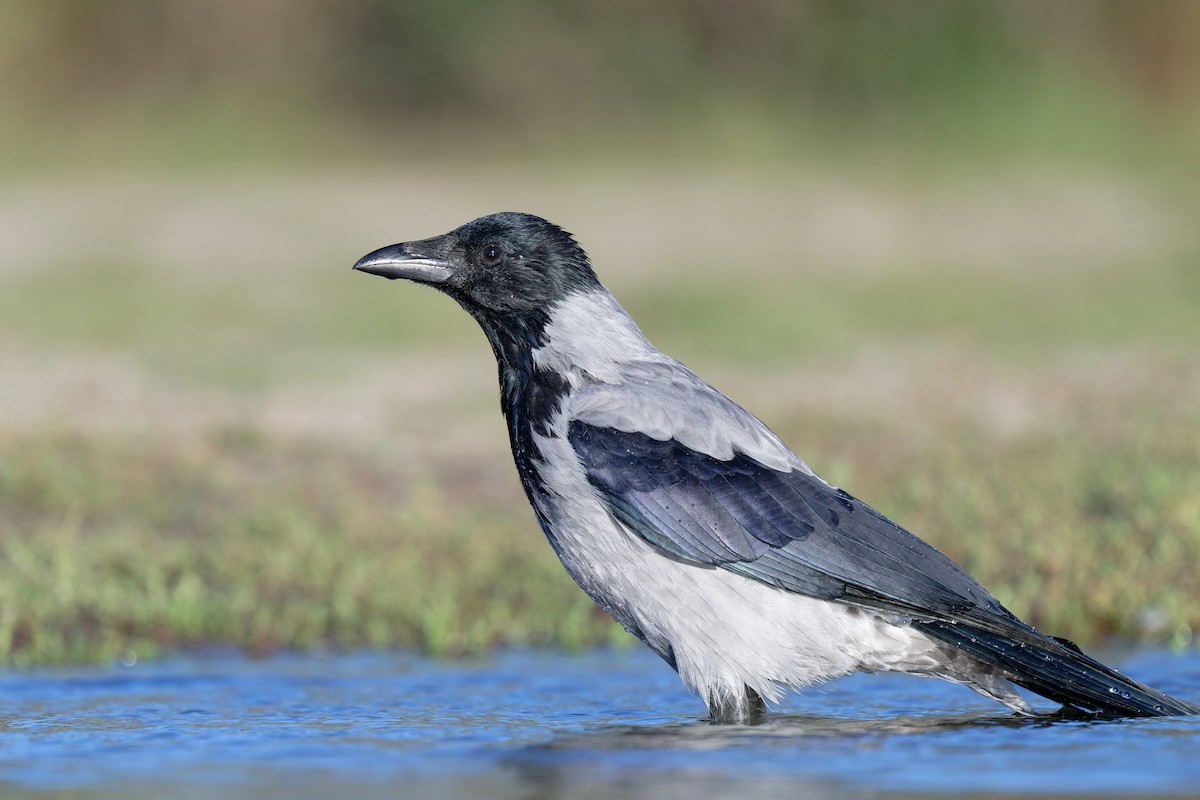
[
  {"left": 1, "top": 386, "right": 1196, "bottom": 666},
  {"left": 1, "top": 171, "right": 1199, "bottom": 665},
  {"left": 0, "top": 432, "right": 625, "bottom": 666},
  {"left": 803, "top": 418, "right": 1200, "bottom": 649},
  {"left": 0, "top": 258, "right": 476, "bottom": 388},
  {"left": 2, "top": 1, "right": 1200, "bottom": 666},
  {"left": 3, "top": 240, "right": 1199, "bottom": 385},
  {"left": 634, "top": 253, "right": 1200, "bottom": 365}
]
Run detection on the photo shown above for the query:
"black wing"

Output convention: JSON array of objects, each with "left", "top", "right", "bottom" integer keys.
[
  {"left": 568, "top": 420, "right": 1200, "bottom": 717},
  {"left": 568, "top": 420, "right": 1007, "bottom": 618}
]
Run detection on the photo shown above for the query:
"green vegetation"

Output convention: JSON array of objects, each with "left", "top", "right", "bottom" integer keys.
[
  {"left": 2, "top": 2, "right": 1199, "bottom": 665},
  {"left": 0, "top": 432, "right": 624, "bottom": 665},
  {"left": 1, "top": 169, "right": 1199, "bottom": 665},
  {"left": 1, "top": 367, "right": 1197, "bottom": 666}
]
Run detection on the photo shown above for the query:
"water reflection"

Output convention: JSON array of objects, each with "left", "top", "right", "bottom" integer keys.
[
  {"left": 542, "top": 707, "right": 1085, "bottom": 748},
  {"left": 0, "top": 647, "right": 1196, "bottom": 799}
]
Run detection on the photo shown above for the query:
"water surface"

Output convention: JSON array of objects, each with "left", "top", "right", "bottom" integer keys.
[{"left": 1, "top": 647, "right": 1197, "bottom": 799}]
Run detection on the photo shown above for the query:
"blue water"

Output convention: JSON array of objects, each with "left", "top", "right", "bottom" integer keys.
[{"left": 1, "top": 647, "right": 1197, "bottom": 799}]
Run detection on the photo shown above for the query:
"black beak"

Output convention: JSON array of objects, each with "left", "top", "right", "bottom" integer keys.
[{"left": 353, "top": 238, "right": 455, "bottom": 284}]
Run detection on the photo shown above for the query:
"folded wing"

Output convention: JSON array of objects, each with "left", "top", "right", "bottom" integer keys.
[
  {"left": 568, "top": 418, "right": 1006, "bottom": 618},
  {"left": 565, "top": 376, "right": 1199, "bottom": 716}
]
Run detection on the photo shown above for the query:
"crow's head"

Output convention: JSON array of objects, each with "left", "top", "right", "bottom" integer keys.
[{"left": 354, "top": 212, "right": 600, "bottom": 321}]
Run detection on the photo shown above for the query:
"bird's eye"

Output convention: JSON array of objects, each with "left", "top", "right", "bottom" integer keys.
[{"left": 480, "top": 244, "right": 503, "bottom": 267}]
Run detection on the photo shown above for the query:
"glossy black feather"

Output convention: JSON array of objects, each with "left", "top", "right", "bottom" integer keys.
[{"left": 915, "top": 619, "right": 1200, "bottom": 716}]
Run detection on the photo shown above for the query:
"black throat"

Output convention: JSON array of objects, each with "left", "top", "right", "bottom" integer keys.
[{"left": 470, "top": 309, "right": 571, "bottom": 499}]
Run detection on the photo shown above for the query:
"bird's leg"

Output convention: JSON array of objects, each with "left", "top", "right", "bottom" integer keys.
[
  {"left": 743, "top": 685, "right": 767, "bottom": 721},
  {"left": 707, "top": 685, "right": 767, "bottom": 724}
]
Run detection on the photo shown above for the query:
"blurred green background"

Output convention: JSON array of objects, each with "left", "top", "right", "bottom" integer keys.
[
  {"left": 4, "top": 0, "right": 1200, "bottom": 167},
  {"left": 1, "top": 0, "right": 1198, "bottom": 665}
]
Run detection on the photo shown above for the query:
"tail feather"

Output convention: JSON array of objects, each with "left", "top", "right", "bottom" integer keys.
[{"left": 916, "top": 618, "right": 1200, "bottom": 717}]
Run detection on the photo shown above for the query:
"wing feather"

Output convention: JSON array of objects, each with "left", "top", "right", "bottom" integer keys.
[
  {"left": 568, "top": 419, "right": 1004, "bottom": 617},
  {"left": 559, "top": 368, "right": 1200, "bottom": 716}
]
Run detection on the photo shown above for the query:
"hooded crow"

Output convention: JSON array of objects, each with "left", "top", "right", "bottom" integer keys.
[{"left": 354, "top": 211, "right": 1198, "bottom": 722}]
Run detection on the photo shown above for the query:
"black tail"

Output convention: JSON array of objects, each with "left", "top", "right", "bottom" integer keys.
[{"left": 916, "top": 617, "right": 1200, "bottom": 717}]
